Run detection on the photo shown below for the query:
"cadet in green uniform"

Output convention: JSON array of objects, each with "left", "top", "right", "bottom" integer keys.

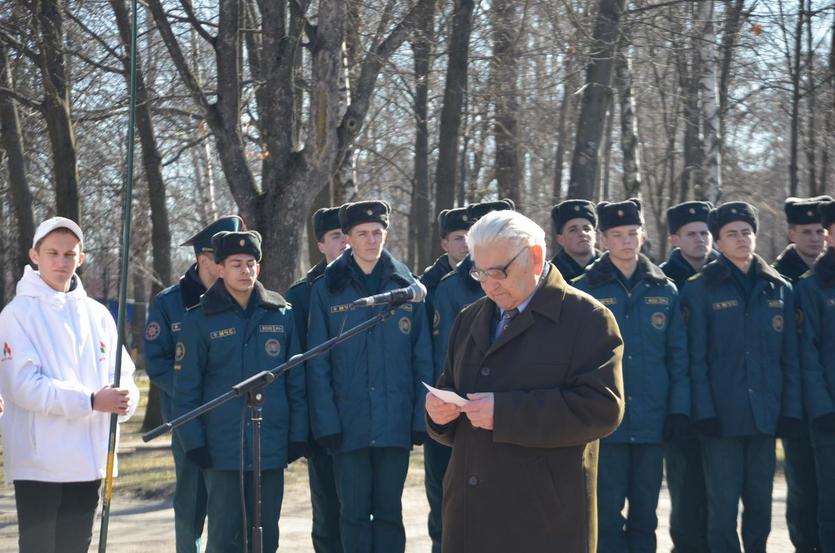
[
  {"left": 660, "top": 201, "right": 716, "bottom": 553},
  {"left": 143, "top": 215, "right": 243, "bottom": 553},
  {"left": 573, "top": 199, "right": 689, "bottom": 553},
  {"left": 285, "top": 207, "right": 346, "bottom": 553},
  {"left": 550, "top": 199, "right": 600, "bottom": 282},
  {"left": 307, "top": 201, "right": 433, "bottom": 553},
  {"left": 423, "top": 199, "right": 513, "bottom": 553},
  {"left": 796, "top": 199, "right": 835, "bottom": 553},
  {"left": 774, "top": 196, "right": 831, "bottom": 553},
  {"left": 174, "top": 231, "right": 308, "bottom": 553},
  {"left": 681, "top": 202, "right": 802, "bottom": 553},
  {"left": 420, "top": 206, "right": 473, "bottom": 327}
]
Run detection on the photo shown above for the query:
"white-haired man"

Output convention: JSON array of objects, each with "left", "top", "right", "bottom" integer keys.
[{"left": 426, "top": 210, "right": 625, "bottom": 553}]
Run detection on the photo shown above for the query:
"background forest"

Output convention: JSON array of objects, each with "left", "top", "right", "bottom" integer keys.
[{"left": 1, "top": 0, "right": 833, "bottom": 420}]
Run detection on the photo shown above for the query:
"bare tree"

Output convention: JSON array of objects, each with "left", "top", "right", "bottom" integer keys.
[
  {"left": 699, "top": 0, "right": 723, "bottom": 203},
  {"left": 567, "top": 0, "right": 627, "bottom": 199}
]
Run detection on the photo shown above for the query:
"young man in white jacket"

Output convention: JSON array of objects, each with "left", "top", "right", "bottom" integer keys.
[{"left": 0, "top": 217, "right": 139, "bottom": 553}]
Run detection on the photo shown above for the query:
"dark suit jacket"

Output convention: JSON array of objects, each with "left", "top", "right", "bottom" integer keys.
[{"left": 427, "top": 264, "right": 625, "bottom": 553}]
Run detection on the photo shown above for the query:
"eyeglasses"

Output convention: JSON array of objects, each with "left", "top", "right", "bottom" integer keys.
[{"left": 470, "top": 248, "right": 527, "bottom": 282}]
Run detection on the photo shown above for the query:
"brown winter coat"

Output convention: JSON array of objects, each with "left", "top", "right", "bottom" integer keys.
[{"left": 427, "top": 264, "right": 625, "bottom": 553}]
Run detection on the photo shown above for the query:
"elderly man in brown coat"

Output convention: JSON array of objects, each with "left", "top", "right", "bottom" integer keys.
[{"left": 426, "top": 209, "right": 625, "bottom": 553}]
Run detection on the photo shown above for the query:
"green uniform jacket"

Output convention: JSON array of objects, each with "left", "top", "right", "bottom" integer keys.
[
  {"left": 574, "top": 254, "right": 690, "bottom": 443},
  {"left": 660, "top": 248, "right": 719, "bottom": 290},
  {"left": 774, "top": 244, "right": 812, "bottom": 284},
  {"left": 420, "top": 254, "right": 454, "bottom": 335},
  {"left": 144, "top": 263, "right": 205, "bottom": 423},
  {"left": 551, "top": 249, "right": 600, "bottom": 283},
  {"left": 173, "top": 280, "right": 307, "bottom": 470},
  {"left": 796, "top": 247, "right": 835, "bottom": 425},
  {"left": 285, "top": 259, "right": 327, "bottom": 349},
  {"left": 307, "top": 249, "right": 433, "bottom": 453},
  {"left": 432, "top": 256, "right": 484, "bottom": 381},
  {"left": 680, "top": 255, "right": 802, "bottom": 437}
]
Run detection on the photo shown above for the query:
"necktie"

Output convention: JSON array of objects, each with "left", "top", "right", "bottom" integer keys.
[{"left": 496, "top": 308, "right": 520, "bottom": 339}]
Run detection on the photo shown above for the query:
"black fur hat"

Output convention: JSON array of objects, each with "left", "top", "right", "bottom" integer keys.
[
  {"left": 666, "top": 201, "right": 712, "bottom": 235},
  {"left": 313, "top": 207, "right": 342, "bottom": 241},
  {"left": 465, "top": 199, "right": 515, "bottom": 222},
  {"left": 437, "top": 207, "right": 472, "bottom": 238},
  {"left": 212, "top": 230, "right": 262, "bottom": 263},
  {"left": 339, "top": 200, "right": 391, "bottom": 233},
  {"left": 550, "top": 199, "right": 597, "bottom": 234},
  {"left": 820, "top": 199, "right": 835, "bottom": 230},
  {"left": 708, "top": 201, "right": 758, "bottom": 240},
  {"left": 784, "top": 196, "right": 833, "bottom": 226},
  {"left": 597, "top": 198, "right": 643, "bottom": 232}
]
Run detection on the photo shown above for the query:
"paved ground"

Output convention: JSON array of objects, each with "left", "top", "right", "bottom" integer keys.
[{"left": 0, "top": 446, "right": 794, "bottom": 553}]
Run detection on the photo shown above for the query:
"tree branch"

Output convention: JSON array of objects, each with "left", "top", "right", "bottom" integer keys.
[
  {"left": 0, "top": 86, "right": 43, "bottom": 112},
  {"left": 177, "top": 0, "right": 216, "bottom": 45}
]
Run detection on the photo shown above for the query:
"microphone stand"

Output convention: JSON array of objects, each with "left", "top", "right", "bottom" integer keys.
[{"left": 142, "top": 302, "right": 405, "bottom": 553}]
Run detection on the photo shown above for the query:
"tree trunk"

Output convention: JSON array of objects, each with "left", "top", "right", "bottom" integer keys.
[
  {"left": 411, "top": 0, "right": 436, "bottom": 272},
  {"left": 34, "top": 0, "right": 80, "bottom": 222},
  {"left": 0, "top": 42, "right": 35, "bottom": 279},
  {"left": 110, "top": 0, "right": 172, "bottom": 295},
  {"left": 699, "top": 0, "right": 722, "bottom": 203},
  {"left": 789, "top": 0, "right": 803, "bottom": 196},
  {"left": 567, "top": 0, "right": 627, "bottom": 200},
  {"left": 677, "top": 19, "right": 702, "bottom": 203},
  {"left": 600, "top": 94, "right": 615, "bottom": 201},
  {"left": 615, "top": 40, "right": 642, "bottom": 198},
  {"left": 820, "top": 9, "right": 835, "bottom": 195},
  {"left": 803, "top": 0, "right": 817, "bottom": 195},
  {"left": 718, "top": 0, "right": 746, "bottom": 140},
  {"left": 432, "top": 0, "right": 475, "bottom": 252},
  {"left": 490, "top": 0, "right": 521, "bottom": 206}
]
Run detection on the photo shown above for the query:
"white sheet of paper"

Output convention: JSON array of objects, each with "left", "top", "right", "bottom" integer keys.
[{"left": 423, "top": 382, "right": 469, "bottom": 407}]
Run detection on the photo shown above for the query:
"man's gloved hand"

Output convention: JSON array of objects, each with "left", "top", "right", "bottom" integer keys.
[
  {"left": 288, "top": 442, "right": 309, "bottom": 463},
  {"left": 186, "top": 446, "right": 212, "bottom": 469},
  {"left": 663, "top": 414, "right": 691, "bottom": 442},
  {"left": 776, "top": 417, "right": 804, "bottom": 439},
  {"left": 695, "top": 417, "right": 721, "bottom": 437},
  {"left": 316, "top": 433, "right": 342, "bottom": 451},
  {"left": 411, "top": 431, "right": 427, "bottom": 446},
  {"left": 812, "top": 413, "right": 835, "bottom": 434}
]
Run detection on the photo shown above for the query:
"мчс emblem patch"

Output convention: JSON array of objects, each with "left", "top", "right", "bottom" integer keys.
[
  {"left": 772, "top": 315, "right": 784, "bottom": 332},
  {"left": 265, "top": 338, "right": 281, "bottom": 356},
  {"left": 175, "top": 342, "right": 186, "bottom": 362},
  {"left": 145, "top": 321, "right": 161, "bottom": 341},
  {"left": 399, "top": 317, "right": 412, "bottom": 335},
  {"left": 651, "top": 312, "right": 667, "bottom": 330}
]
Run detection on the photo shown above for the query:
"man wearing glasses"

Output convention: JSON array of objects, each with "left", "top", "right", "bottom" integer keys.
[
  {"left": 426, "top": 209, "right": 625, "bottom": 553},
  {"left": 424, "top": 199, "right": 513, "bottom": 553}
]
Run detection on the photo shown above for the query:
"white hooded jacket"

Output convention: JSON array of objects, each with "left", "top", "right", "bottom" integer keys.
[{"left": 0, "top": 266, "right": 139, "bottom": 483}]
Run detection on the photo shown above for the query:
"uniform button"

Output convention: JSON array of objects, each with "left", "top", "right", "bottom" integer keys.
[
  {"left": 468, "top": 476, "right": 479, "bottom": 487},
  {"left": 480, "top": 367, "right": 491, "bottom": 377},
  {"left": 625, "top": 315, "right": 630, "bottom": 319},
  {"left": 748, "top": 388, "right": 753, "bottom": 394},
  {"left": 627, "top": 355, "right": 632, "bottom": 360},
  {"left": 371, "top": 439, "right": 376, "bottom": 445},
  {"left": 627, "top": 395, "right": 632, "bottom": 401},
  {"left": 370, "top": 386, "right": 375, "bottom": 392},
  {"left": 630, "top": 437, "right": 636, "bottom": 442}
]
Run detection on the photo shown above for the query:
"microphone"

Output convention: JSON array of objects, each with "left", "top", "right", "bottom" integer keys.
[{"left": 351, "top": 281, "right": 427, "bottom": 307}]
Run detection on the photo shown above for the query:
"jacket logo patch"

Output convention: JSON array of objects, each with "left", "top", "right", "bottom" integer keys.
[
  {"left": 264, "top": 338, "right": 281, "bottom": 356},
  {"left": 171, "top": 322, "right": 182, "bottom": 333},
  {"left": 598, "top": 298, "right": 617, "bottom": 306},
  {"left": 645, "top": 296, "right": 670, "bottom": 305},
  {"left": 175, "top": 342, "right": 186, "bottom": 362},
  {"left": 259, "top": 324, "right": 284, "bottom": 333},
  {"left": 210, "top": 328, "right": 237, "bottom": 339},
  {"left": 1, "top": 342, "right": 11, "bottom": 362},
  {"left": 651, "top": 312, "right": 667, "bottom": 330},
  {"left": 772, "top": 315, "right": 784, "bottom": 332},
  {"left": 145, "top": 322, "right": 161, "bottom": 341},
  {"left": 399, "top": 317, "right": 412, "bottom": 335},
  {"left": 712, "top": 300, "right": 739, "bottom": 310},
  {"left": 330, "top": 304, "right": 352, "bottom": 314},
  {"left": 768, "top": 299, "right": 784, "bottom": 308},
  {"left": 827, "top": 298, "right": 835, "bottom": 307}
]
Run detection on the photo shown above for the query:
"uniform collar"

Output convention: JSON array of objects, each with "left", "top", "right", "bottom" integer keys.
[
  {"left": 179, "top": 263, "right": 207, "bottom": 310},
  {"left": 702, "top": 253, "right": 787, "bottom": 288},
  {"left": 324, "top": 248, "right": 414, "bottom": 293},
  {"left": 815, "top": 247, "right": 835, "bottom": 288},
  {"left": 201, "top": 280, "right": 286, "bottom": 315},
  {"left": 584, "top": 252, "right": 668, "bottom": 288}
]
